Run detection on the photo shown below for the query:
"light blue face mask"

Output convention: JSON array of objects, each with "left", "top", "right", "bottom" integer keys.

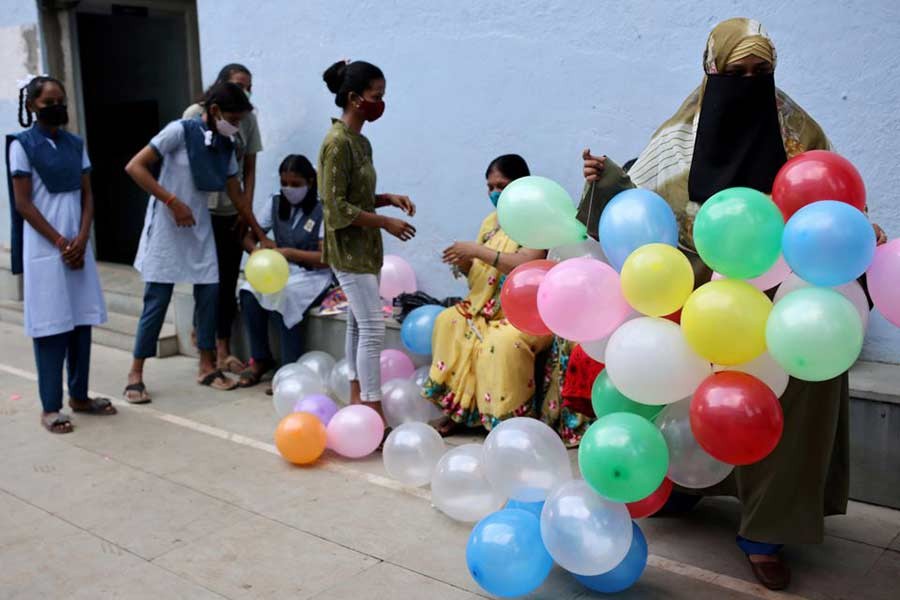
[{"left": 489, "top": 190, "right": 502, "bottom": 207}]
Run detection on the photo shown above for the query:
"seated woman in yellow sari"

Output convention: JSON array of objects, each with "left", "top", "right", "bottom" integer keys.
[{"left": 425, "top": 155, "right": 552, "bottom": 436}]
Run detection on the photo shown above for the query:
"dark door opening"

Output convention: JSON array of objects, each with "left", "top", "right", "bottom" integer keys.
[{"left": 76, "top": 7, "right": 195, "bottom": 264}]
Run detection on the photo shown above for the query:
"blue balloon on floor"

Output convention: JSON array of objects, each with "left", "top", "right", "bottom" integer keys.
[
  {"left": 466, "top": 508, "right": 553, "bottom": 597},
  {"left": 400, "top": 304, "right": 444, "bottom": 355},
  {"left": 505, "top": 499, "right": 544, "bottom": 518},
  {"left": 599, "top": 188, "right": 679, "bottom": 271},
  {"left": 574, "top": 521, "right": 648, "bottom": 593}
]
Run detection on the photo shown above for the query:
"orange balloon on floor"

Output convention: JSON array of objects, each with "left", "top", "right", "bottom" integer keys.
[{"left": 274, "top": 412, "right": 327, "bottom": 465}]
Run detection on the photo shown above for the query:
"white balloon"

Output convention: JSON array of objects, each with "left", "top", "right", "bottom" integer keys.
[
  {"left": 548, "top": 239, "right": 608, "bottom": 263},
  {"left": 540, "top": 479, "right": 633, "bottom": 576},
  {"left": 774, "top": 273, "right": 870, "bottom": 331},
  {"left": 714, "top": 352, "right": 789, "bottom": 398},
  {"left": 483, "top": 417, "right": 572, "bottom": 502},
  {"left": 656, "top": 399, "right": 732, "bottom": 489},
  {"left": 381, "top": 378, "right": 442, "bottom": 429},
  {"left": 383, "top": 422, "right": 446, "bottom": 487},
  {"left": 431, "top": 444, "right": 506, "bottom": 522},
  {"left": 272, "top": 363, "right": 314, "bottom": 393},
  {"left": 296, "top": 351, "right": 336, "bottom": 384},
  {"left": 272, "top": 372, "right": 326, "bottom": 418},
  {"left": 327, "top": 358, "right": 353, "bottom": 405},
  {"left": 580, "top": 310, "right": 640, "bottom": 362},
  {"left": 605, "top": 318, "right": 712, "bottom": 405},
  {"left": 412, "top": 365, "right": 431, "bottom": 388}
]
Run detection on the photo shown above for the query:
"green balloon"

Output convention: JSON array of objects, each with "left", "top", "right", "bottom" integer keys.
[
  {"left": 766, "top": 287, "right": 863, "bottom": 382},
  {"left": 497, "top": 176, "right": 587, "bottom": 249},
  {"left": 591, "top": 371, "right": 662, "bottom": 422},
  {"left": 578, "top": 412, "right": 669, "bottom": 503},
  {"left": 692, "top": 187, "right": 784, "bottom": 279}
]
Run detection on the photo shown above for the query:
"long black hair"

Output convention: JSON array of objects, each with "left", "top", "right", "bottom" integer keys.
[
  {"left": 18, "top": 76, "right": 66, "bottom": 128},
  {"left": 485, "top": 154, "right": 530, "bottom": 181},
  {"left": 203, "top": 81, "right": 253, "bottom": 114},
  {"left": 278, "top": 154, "right": 318, "bottom": 218},
  {"left": 322, "top": 60, "right": 384, "bottom": 108}
]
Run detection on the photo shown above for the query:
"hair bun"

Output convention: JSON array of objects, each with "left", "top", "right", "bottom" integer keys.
[{"left": 323, "top": 60, "right": 348, "bottom": 94}]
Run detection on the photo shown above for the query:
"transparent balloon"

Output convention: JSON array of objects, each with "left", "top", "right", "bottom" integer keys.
[
  {"left": 326, "top": 404, "right": 384, "bottom": 459},
  {"left": 774, "top": 272, "right": 870, "bottom": 331},
  {"left": 272, "top": 363, "right": 314, "bottom": 394},
  {"left": 382, "top": 422, "right": 446, "bottom": 487},
  {"left": 381, "top": 378, "right": 442, "bottom": 429},
  {"left": 273, "top": 370, "right": 326, "bottom": 418},
  {"left": 656, "top": 399, "right": 732, "bottom": 489},
  {"left": 412, "top": 365, "right": 431, "bottom": 388},
  {"left": 483, "top": 417, "right": 573, "bottom": 502},
  {"left": 714, "top": 352, "right": 789, "bottom": 398},
  {"left": 573, "top": 521, "right": 648, "bottom": 594},
  {"left": 327, "top": 358, "right": 353, "bottom": 405},
  {"left": 540, "top": 479, "right": 633, "bottom": 576},
  {"left": 431, "top": 444, "right": 506, "bottom": 522},
  {"left": 296, "top": 351, "right": 336, "bottom": 384},
  {"left": 548, "top": 238, "right": 608, "bottom": 263}
]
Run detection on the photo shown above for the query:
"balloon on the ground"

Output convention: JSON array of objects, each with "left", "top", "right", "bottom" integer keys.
[
  {"left": 691, "top": 372, "right": 784, "bottom": 465},
  {"left": 274, "top": 412, "right": 327, "bottom": 465},
  {"left": 579, "top": 412, "right": 669, "bottom": 503},
  {"left": 431, "top": 444, "right": 506, "bottom": 522},
  {"left": 627, "top": 477, "right": 673, "bottom": 519},
  {"left": 680, "top": 279, "right": 772, "bottom": 366},
  {"left": 771, "top": 150, "right": 866, "bottom": 220},
  {"left": 466, "top": 508, "right": 553, "bottom": 597},
  {"left": 245, "top": 249, "right": 290, "bottom": 294},
  {"left": 574, "top": 521, "right": 648, "bottom": 593},
  {"left": 382, "top": 422, "right": 446, "bottom": 487},
  {"left": 273, "top": 369, "right": 326, "bottom": 418},
  {"left": 412, "top": 365, "right": 431, "bottom": 388},
  {"left": 505, "top": 499, "right": 544, "bottom": 518},
  {"left": 272, "top": 362, "right": 313, "bottom": 393},
  {"left": 400, "top": 305, "right": 443, "bottom": 355},
  {"left": 292, "top": 393, "right": 339, "bottom": 426},
  {"left": 326, "top": 404, "right": 384, "bottom": 458},
  {"left": 540, "top": 479, "right": 633, "bottom": 576},
  {"left": 327, "top": 358, "right": 353, "bottom": 405},
  {"left": 548, "top": 238, "right": 607, "bottom": 262},
  {"left": 714, "top": 352, "right": 789, "bottom": 398},
  {"left": 537, "top": 257, "right": 631, "bottom": 342},
  {"left": 604, "top": 317, "right": 712, "bottom": 405},
  {"left": 483, "top": 417, "right": 572, "bottom": 502},
  {"left": 712, "top": 254, "right": 791, "bottom": 292},
  {"left": 591, "top": 371, "right": 662, "bottom": 422},
  {"left": 296, "top": 351, "right": 336, "bottom": 384},
  {"left": 380, "top": 255, "right": 417, "bottom": 302},
  {"left": 782, "top": 200, "right": 876, "bottom": 286},
  {"left": 381, "top": 378, "right": 442, "bottom": 428},
  {"left": 380, "top": 349, "right": 415, "bottom": 382},
  {"left": 766, "top": 287, "right": 864, "bottom": 381},
  {"left": 497, "top": 175, "right": 587, "bottom": 249},
  {"left": 599, "top": 188, "right": 678, "bottom": 271},
  {"left": 621, "top": 243, "right": 694, "bottom": 317},
  {"left": 656, "top": 400, "right": 733, "bottom": 489},
  {"left": 692, "top": 187, "right": 783, "bottom": 279},
  {"left": 500, "top": 260, "right": 555, "bottom": 336},
  {"left": 867, "top": 239, "right": 900, "bottom": 327},
  {"left": 775, "top": 272, "right": 870, "bottom": 331}
]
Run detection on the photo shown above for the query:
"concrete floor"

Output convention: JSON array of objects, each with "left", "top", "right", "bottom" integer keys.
[{"left": 1, "top": 321, "right": 898, "bottom": 600}]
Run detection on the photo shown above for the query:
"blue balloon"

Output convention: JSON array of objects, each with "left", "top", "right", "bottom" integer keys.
[
  {"left": 574, "top": 521, "right": 648, "bottom": 593},
  {"left": 599, "top": 189, "right": 679, "bottom": 270},
  {"left": 466, "top": 509, "right": 553, "bottom": 597},
  {"left": 782, "top": 201, "right": 876, "bottom": 286},
  {"left": 400, "top": 305, "right": 444, "bottom": 355},
  {"left": 505, "top": 499, "right": 544, "bottom": 518}
]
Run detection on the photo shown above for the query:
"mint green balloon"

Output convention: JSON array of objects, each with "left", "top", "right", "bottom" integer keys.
[
  {"left": 497, "top": 176, "right": 587, "bottom": 249},
  {"left": 766, "top": 287, "right": 863, "bottom": 381},
  {"left": 578, "top": 412, "right": 669, "bottom": 503},
  {"left": 591, "top": 371, "right": 662, "bottom": 422},
  {"left": 692, "top": 187, "right": 784, "bottom": 279}
]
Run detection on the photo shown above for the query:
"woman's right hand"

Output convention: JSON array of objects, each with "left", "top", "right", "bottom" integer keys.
[
  {"left": 170, "top": 198, "right": 196, "bottom": 227},
  {"left": 383, "top": 216, "right": 416, "bottom": 241},
  {"left": 583, "top": 148, "right": 607, "bottom": 182}
]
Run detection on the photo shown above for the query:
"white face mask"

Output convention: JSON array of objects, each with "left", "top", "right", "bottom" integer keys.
[
  {"left": 215, "top": 117, "right": 239, "bottom": 137},
  {"left": 282, "top": 185, "right": 308, "bottom": 205}
]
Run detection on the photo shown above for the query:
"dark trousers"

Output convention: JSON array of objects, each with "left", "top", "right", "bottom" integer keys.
[
  {"left": 239, "top": 289, "right": 303, "bottom": 366},
  {"left": 212, "top": 214, "right": 244, "bottom": 340},
  {"left": 134, "top": 282, "right": 218, "bottom": 359},
  {"left": 33, "top": 325, "right": 91, "bottom": 413}
]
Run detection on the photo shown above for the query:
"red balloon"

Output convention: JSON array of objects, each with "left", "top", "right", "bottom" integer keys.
[
  {"left": 662, "top": 309, "right": 682, "bottom": 324},
  {"left": 627, "top": 477, "right": 673, "bottom": 519},
  {"left": 500, "top": 260, "right": 555, "bottom": 335},
  {"left": 690, "top": 372, "right": 784, "bottom": 466},
  {"left": 772, "top": 150, "right": 866, "bottom": 220}
]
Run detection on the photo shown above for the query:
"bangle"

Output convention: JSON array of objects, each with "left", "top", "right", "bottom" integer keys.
[
  {"left": 492, "top": 251, "right": 501, "bottom": 268},
  {"left": 55, "top": 236, "right": 67, "bottom": 250},
  {"left": 162, "top": 192, "right": 176, "bottom": 206}
]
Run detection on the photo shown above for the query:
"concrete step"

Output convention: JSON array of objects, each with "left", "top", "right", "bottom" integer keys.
[{"left": 0, "top": 300, "right": 177, "bottom": 358}]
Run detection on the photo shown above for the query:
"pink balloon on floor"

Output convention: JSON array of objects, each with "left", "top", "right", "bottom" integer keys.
[
  {"left": 712, "top": 254, "right": 791, "bottom": 292},
  {"left": 326, "top": 404, "right": 385, "bottom": 458},
  {"left": 867, "top": 239, "right": 900, "bottom": 327},
  {"left": 381, "top": 349, "right": 416, "bottom": 382},
  {"left": 380, "top": 255, "right": 417, "bottom": 302}
]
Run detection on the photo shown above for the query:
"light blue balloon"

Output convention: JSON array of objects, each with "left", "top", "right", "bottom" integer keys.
[
  {"left": 505, "top": 499, "right": 544, "bottom": 518},
  {"left": 574, "top": 521, "right": 648, "bottom": 593},
  {"left": 466, "top": 509, "right": 553, "bottom": 597},
  {"left": 400, "top": 305, "right": 444, "bottom": 355},
  {"left": 782, "top": 201, "right": 876, "bottom": 286},
  {"left": 599, "top": 188, "right": 678, "bottom": 270}
]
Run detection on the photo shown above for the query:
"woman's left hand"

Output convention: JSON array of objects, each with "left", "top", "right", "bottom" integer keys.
[
  {"left": 443, "top": 241, "right": 481, "bottom": 266},
  {"left": 873, "top": 222, "right": 888, "bottom": 245},
  {"left": 384, "top": 194, "right": 416, "bottom": 217},
  {"left": 62, "top": 236, "right": 88, "bottom": 269}
]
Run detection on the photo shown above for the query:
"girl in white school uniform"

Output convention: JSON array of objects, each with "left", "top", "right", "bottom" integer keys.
[
  {"left": 123, "top": 82, "right": 270, "bottom": 402},
  {"left": 6, "top": 75, "right": 112, "bottom": 433}
]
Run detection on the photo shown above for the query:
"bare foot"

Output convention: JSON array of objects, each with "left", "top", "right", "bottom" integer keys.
[{"left": 430, "top": 415, "right": 461, "bottom": 437}]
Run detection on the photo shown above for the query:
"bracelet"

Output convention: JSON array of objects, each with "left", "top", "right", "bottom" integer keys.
[
  {"left": 162, "top": 192, "right": 176, "bottom": 206},
  {"left": 54, "top": 236, "right": 67, "bottom": 250},
  {"left": 491, "top": 251, "right": 501, "bottom": 268}
]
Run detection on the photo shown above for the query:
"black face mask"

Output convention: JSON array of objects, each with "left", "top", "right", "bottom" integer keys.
[
  {"left": 36, "top": 104, "right": 69, "bottom": 127},
  {"left": 688, "top": 73, "right": 787, "bottom": 204}
]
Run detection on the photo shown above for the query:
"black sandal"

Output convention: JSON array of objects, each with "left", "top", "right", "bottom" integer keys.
[
  {"left": 124, "top": 382, "right": 152, "bottom": 404},
  {"left": 69, "top": 397, "right": 117, "bottom": 415},
  {"left": 198, "top": 369, "right": 238, "bottom": 391},
  {"left": 41, "top": 412, "right": 73, "bottom": 434}
]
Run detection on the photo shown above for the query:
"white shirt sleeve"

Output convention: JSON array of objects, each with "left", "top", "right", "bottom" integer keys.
[
  {"left": 149, "top": 121, "right": 184, "bottom": 157},
  {"left": 316, "top": 219, "right": 324, "bottom": 240},
  {"left": 256, "top": 197, "right": 274, "bottom": 231},
  {"left": 227, "top": 151, "right": 239, "bottom": 178},
  {"left": 8, "top": 140, "right": 30, "bottom": 174},
  {"left": 82, "top": 145, "right": 91, "bottom": 172}
]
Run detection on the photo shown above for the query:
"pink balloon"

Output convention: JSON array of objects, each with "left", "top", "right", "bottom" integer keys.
[
  {"left": 326, "top": 404, "right": 385, "bottom": 458},
  {"left": 380, "top": 255, "right": 417, "bottom": 301},
  {"left": 867, "top": 239, "right": 900, "bottom": 327},
  {"left": 381, "top": 349, "right": 416, "bottom": 382},
  {"left": 536, "top": 257, "right": 632, "bottom": 342},
  {"left": 712, "top": 254, "right": 791, "bottom": 291}
]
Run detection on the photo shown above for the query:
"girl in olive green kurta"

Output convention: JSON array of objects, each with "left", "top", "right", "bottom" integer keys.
[{"left": 317, "top": 59, "right": 416, "bottom": 411}]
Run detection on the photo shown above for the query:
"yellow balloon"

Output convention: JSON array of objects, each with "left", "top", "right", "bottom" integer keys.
[
  {"left": 246, "top": 249, "right": 290, "bottom": 295},
  {"left": 681, "top": 279, "right": 772, "bottom": 365},
  {"left": 620, "top": 243, "right": 694, "bottom": 317}
]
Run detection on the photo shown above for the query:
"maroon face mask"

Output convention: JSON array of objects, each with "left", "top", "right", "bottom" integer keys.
[{"left": 359, "top": 98, "right": 385, "bottom": 122}]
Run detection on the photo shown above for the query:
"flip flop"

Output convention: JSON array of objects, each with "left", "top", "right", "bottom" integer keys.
[
  {"left": 41, "top": 412, "right": 73, "bottom": 434},
  {"left": 220, "top": 355, "right": 247, "bottom": 375},
  {"left": 124, "top": 382, "right": 152, "bottom": 404},
  {"left": 198, "top": 369, "right": 238, "bottom": 391},
  {"left": 69, "top": 397, "right": 117, "bottom": 415}
]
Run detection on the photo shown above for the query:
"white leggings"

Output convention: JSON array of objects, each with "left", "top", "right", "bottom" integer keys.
[{"left": 334, "top": 270, "right": 385, "bottom": 402}]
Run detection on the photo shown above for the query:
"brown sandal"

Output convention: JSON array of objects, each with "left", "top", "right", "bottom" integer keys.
[
  {"left": 220, "top": 355, "right": 247, "bottom": 375},
  {"left": 124, "top": 382, "right": 152, "bottom": 404},
  {"left": 747, "top": 553, "right": 791, "bottom": 591},
  {"left": 198, "top": 369, "right": 238, "bottom": 391},
  {"left": 41, "top": 412, "right": 73, "bottom": 434},
  {"left": 69, "top": 397, "right": 117, "bottom": 415}
]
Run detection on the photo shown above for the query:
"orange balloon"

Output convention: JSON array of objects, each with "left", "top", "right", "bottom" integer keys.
[{"left": 274, "top": 412, "right": 327, "bottom": 465}]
